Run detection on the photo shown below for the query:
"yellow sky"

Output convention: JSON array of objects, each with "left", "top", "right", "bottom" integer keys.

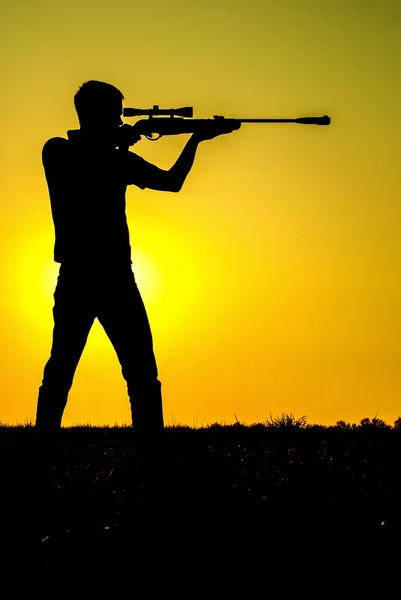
[{"left": 1, "top": 0, "right": 400, "bottom": 426}]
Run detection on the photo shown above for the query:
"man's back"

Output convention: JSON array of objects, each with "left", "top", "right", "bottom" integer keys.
[{"left": 42, "top": 130, "right": 150, "bottom": 266}]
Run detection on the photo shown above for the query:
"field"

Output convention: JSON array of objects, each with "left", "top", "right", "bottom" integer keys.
[{"left": 1, "top": 414, "right": 400, "bottom": 578}]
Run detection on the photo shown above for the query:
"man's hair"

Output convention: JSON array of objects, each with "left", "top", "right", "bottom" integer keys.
[{"left": 74, "top": 80, "right": 124, "bottom": 124}]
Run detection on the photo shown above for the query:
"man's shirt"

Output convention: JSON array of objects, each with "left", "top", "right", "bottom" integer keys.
[{"left": 42, "top": 129, "right": 157, "bottom": 266}]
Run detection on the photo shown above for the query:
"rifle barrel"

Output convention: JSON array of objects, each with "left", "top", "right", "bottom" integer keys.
[
  {"left": 239, "top": 119, "right": 294, "bottom": 122},
  {"left": 239, "top": 116, "right": 330, "bottom": 125}
]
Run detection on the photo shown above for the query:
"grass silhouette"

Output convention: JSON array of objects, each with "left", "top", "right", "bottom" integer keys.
[{"left": 1, "top": 412, "right": 400, "bottom": 576}]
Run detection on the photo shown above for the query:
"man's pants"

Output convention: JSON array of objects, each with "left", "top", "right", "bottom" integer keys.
[{"left": 36, "top": 262, "right": 164, "bottom": 451}]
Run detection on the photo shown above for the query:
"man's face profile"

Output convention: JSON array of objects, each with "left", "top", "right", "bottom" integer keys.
[{"left": 103, "top": 99, "right": 124, "bottom": 131}]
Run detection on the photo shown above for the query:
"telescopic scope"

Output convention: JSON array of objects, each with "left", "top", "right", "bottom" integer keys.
[{"left": 123, "top": 105, "right": 193, "bottom": 117}]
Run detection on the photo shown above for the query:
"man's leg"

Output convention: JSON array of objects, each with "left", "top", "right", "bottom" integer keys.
[
  {"left": 32, "top": 265, "right": 95, "bottom": 513},
  {"left": 97, "top": 267, "right": 164, "bottom": 464},
  {"left": 36, "top": 266, "right": 96, "bottom": 437}
]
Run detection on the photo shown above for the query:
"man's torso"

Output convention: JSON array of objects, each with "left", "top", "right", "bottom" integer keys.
[{"left": 43, "top": 130, "right": 148, "bottom": 266}]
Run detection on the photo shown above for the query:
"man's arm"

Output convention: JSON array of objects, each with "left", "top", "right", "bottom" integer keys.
[
  {"left": 167, "top": 127, "right": 237, "bottom": 191},
  {"left": 125, "top": 135, "right": 199, "bottom": 193},
  {"left": 42, "top": 137, "right": 68, "bottom": 191},
  {"left": 167, "top": 135, "right": 200, "bottom": 192},
  {"left": 127, "top": 127, "right": 237, "bottom": 192}
]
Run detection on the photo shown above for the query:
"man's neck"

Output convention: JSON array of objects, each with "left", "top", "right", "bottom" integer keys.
[{"left": 78, "top": 127, "right": 117, "bottom": 150}]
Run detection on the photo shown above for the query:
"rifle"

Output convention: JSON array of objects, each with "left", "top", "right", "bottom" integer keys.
[{"left": 118, "top": 105, "right": 330, "bottom": 147}]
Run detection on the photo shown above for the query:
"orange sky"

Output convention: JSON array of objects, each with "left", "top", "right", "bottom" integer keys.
[{"left": 1, "top": 0, "right": 400, "bottom": 426}]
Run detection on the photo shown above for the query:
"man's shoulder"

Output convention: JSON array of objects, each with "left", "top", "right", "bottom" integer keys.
[
  {"left": 42, "top": 136, "right": 68, "bottom": 155},
  {"left": 42, "top": 137, "right": 69, "bottom": 169},
  {"left": 118, "top": 150, "right": 161, "bottom": 189}
]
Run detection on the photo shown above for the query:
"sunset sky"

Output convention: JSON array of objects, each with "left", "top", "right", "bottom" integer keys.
[{"left": 1, "top": 0, "right": 400, "bottom": 427}]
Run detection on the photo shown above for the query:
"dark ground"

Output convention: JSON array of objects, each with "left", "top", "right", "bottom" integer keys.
[{"left": 1, "top": 419, "right": 400, "bottom": 580}]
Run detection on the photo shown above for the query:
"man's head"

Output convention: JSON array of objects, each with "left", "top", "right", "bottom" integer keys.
[{"left": 74, "top": 80, "right": 124, "bottom": 134}]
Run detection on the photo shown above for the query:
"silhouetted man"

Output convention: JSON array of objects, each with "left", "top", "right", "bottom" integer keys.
[{"left": 36, "top": 80, "right": 235, "bottom": 473}]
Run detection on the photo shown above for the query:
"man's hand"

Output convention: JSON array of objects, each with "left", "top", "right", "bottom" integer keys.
[{"left": 117, "top": 124, "right": 141, "bottom": 149}]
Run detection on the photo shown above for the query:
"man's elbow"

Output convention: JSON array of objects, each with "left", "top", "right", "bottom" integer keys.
[{"left": 170, "top": 176, "right": 182, "bottom": 193}]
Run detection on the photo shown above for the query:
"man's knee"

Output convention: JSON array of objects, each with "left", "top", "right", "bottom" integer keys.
[
  {"left": 126, "top": 376, "right": 161, "bottom": 398},
  {"left": 40, "top": 357, "right": 76, "bottom": 394}
]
